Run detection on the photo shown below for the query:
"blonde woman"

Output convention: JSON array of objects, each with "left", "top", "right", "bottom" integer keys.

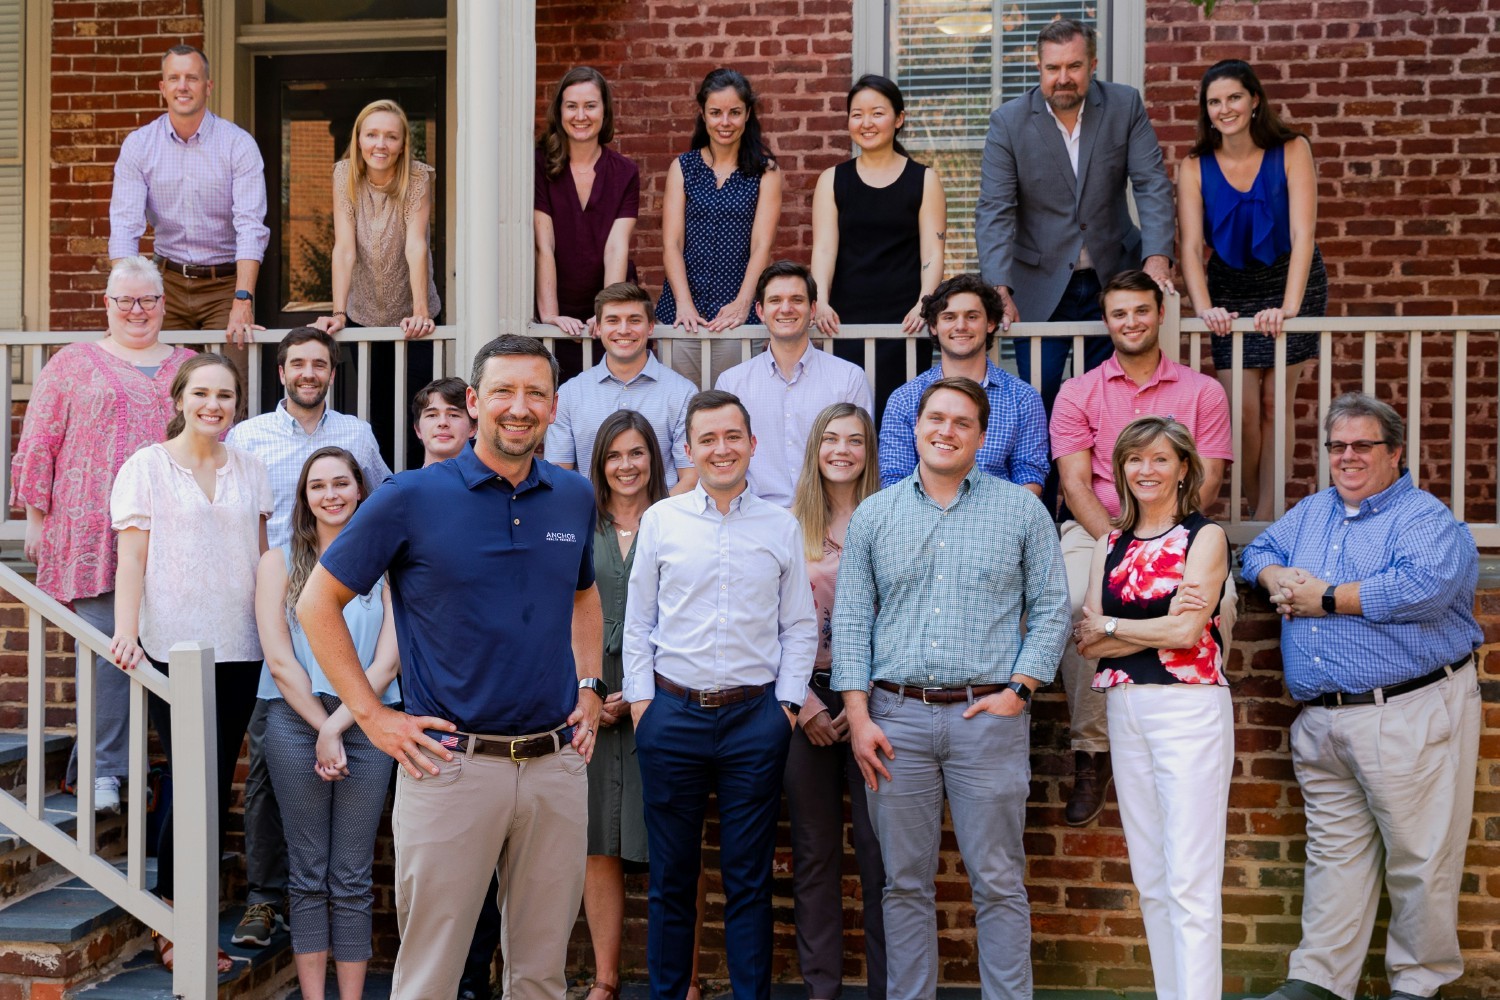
[
  {"left": 315, "top": 99, "right": 440, "bottom": 339},
  {"left": 786, "top": 402, "right": 887, "bottom": 1000}
]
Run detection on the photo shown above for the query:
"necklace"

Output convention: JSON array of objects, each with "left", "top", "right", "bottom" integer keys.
[{"left": 614, "top": 519, "right": 639, "bottom": 538}]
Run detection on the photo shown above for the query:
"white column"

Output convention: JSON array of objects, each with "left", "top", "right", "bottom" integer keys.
[{"left": 456, "top": 0, "right": 535, "bottom": 372}]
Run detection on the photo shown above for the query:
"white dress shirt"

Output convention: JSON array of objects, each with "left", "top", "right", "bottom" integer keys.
[
  {"left": 622, "top": 485, "right": 817, "bottom": 703},
  {"left": 1045, "top": 101, "right": 1094, "bottom": 271}
]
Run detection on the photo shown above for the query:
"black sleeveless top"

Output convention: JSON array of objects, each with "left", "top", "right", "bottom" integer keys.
[
  {"left": 1095, "top": 511, "right": 1227, "bottom": 688},
  {"left": 828, "top": 157, "right": 926, "bottom": 323}
]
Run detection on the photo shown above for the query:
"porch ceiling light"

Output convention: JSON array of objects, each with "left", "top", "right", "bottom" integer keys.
[{"left": 934, "top": 13, "right": 994, "bottom": 34}]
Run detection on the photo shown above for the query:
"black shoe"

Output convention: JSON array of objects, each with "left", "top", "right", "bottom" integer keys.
[
  {"left": 1259, "top": 980, "right": 1347, "bottom": 1000},
  {"left": 1064, "top": 749, "right": 1113, "bottom": 826},
  {"left": 457, "top": 971, "right": 492, "bottom": 1000}
]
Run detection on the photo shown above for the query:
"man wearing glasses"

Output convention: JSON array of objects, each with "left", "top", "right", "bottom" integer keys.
[{"left": 1241, "top": 391, "right": 1481, "bottom": 1000}]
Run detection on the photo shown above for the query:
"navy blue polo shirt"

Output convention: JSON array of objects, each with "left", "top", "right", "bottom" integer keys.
[{"left": 321, "top": 443, "right": 596, "bottom": 735}]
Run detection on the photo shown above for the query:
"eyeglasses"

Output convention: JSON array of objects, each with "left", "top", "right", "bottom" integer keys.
[
  {"left": 1324, "top": 439, "right": 1385, "bottom": 456},
  {"left": 106, "top": 295, "right": 162, "bottom": 311}
]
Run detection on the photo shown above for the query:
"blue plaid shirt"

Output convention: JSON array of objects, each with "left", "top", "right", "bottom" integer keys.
[
  {"left": 1240, "top": 473, "right": 1481, "bottom": 701},
  {"left": 831, "top": 465, "right": 1070, "bottom": 690},
  {"left": 877, "top": 360, "right": 1049, "bottom": 489}
]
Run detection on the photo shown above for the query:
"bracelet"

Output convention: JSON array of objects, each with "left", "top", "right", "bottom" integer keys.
[{"left": 333, "top": 311, "right": 347, "bottom": 319}]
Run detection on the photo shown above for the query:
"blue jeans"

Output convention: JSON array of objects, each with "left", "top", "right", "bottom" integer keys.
[
  {"left": 635, "top": 687, "right": 793, "bottom": 1000},
  {"left": 865, "top": 686, "right": 1033, "bottom": 1000}
]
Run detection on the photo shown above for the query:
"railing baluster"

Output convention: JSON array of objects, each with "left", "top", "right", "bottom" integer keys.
[
  {"left": 701, "top": 339, "right": 712, "bottom": 391},
  {"left": 168, "top": 641, "right": 219, "bottom": 1000},
  {"left": 1407, "top": 330, "right": 1421, "bottom": 485},
  {"left": 1362, "top": 330, "right": 1376, "bottom": 396},
  {"left": 127, "top": 678, "right": 147, "bottom": 892},
  {"left": 1452, "top": 330, "right": 1467, "bottom": 520},
  {"left": 76, "top": 636, "right": 96, "bottom": 851},
  {"left": 1317, "top": 331, "right": 1332, "bottom": 492},
  {"left": 357, "top": 341, "right": 371, "bottom": 422},
  {"left": 1230, "top": 332, "right": 1243, "bottom": 525},
  {"left": 863, "top": 338, "right": 876, "bottom": 392},
  {"left": 394, "top": 340, "right": 408, "bottom": 472},
  {"left": 1029, "top": 338, "right": 1042, "bottom": 393},
  {"left": 581, "top": 337, "right": 593, "bottom": 370},
  {"left": 27, "top": 609, "right": 44, "bottom": 818},
  {"left": 1, "top": 345, "right": 11, "bottom": 535},
  {"left": 906, "top": 337, "right": 916, "bottom": 382},
  {"left": 1272, "top": 331, "right": 1287, "bottom": 520},
  {"left": 247, "top": 342, "right": 262, "bottom": 417}
]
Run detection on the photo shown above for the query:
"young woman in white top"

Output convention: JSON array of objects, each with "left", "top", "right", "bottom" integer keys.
[{"left": 110, "top": 352, "right": 273, "bottom": 973}]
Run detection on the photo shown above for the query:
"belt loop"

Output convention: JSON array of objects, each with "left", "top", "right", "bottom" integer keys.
[
  {"left": 1372, "top": 688, "right": 1386, "bottom": 707},
  {"left": 965, "top": 684, "right": 975, "bottom": 706},
  {"left": 463, "top": 733, "right": 478, "bottom": 761}
]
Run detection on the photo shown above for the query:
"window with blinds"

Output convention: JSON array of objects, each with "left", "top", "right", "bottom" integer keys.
[
  {"left": 890, "top": 0, "right": 1102, "bottom": 278},
  {"left": 0, "top": 0, "right": 24, "bottom": 331}
]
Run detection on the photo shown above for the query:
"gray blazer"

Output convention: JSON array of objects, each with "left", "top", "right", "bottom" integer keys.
[{"left": 975, "top": 80, "right": 1176, "bottom": 322}]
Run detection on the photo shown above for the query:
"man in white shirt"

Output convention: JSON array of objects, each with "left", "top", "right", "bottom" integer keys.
[
  {"left": 624, "top": 389, "right": 817, "bottom": 1000},
  {"left": 715, "top": 262, "right": 874, "bottom": 506}
]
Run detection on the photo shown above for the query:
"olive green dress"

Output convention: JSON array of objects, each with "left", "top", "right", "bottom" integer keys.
[{"left": 587, "top": 521, "right": 649, "bottom": 862}]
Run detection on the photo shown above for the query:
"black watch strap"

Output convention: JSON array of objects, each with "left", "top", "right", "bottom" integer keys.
[
  {"left": 779, "top": 700, "right": 801, "bottom": 715},
  {"left": 1322, "top": 585, "right": 1337, "bottom": 614},
  {"left": 1005, "top": 679, "right": 1032, "bottom": 703}
]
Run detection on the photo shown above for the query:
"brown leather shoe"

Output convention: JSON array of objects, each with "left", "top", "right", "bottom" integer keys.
[{"left": 1065, "top": 750, "right": 1113, "bottom": 826}]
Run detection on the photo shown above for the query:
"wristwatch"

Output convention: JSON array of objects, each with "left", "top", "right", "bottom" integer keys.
[
  {"left": 1321, "top": 585, "right": 1337, "bottom": 615},
  {"left": 1004, "top": 679, "right": 1032, "bottom": 703},
  {"left": 233, "top": 289, "right": 254, "bottom": 304},
  {"left": 578, "top": 677, "right": 608, "bottom": 699},
  {"left": 779, "top": 700, "right": 802, "bottom": 715},
  {"left": 1103, "top": 617, "right": 1119, "bottom": 637}
]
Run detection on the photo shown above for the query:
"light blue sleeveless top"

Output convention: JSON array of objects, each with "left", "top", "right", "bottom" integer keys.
[{"left": 256, "top": 549, "right": 399, "bottom": 704}]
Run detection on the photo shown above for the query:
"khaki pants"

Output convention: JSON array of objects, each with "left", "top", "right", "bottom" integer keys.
[
  {"left": 1057, "top": 520, "right": 1238, "bottom": 752},
  {"left": 1287, "top": 662, "right": 1481, "bottom": 999},
  {"left": 389, "top": 738, "right": 588, "bottom": 1000},
  {"left": 160, "top": 265, "right": 236, "bottom": 332}
]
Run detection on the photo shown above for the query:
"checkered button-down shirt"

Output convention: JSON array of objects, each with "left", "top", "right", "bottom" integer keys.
[
  {"left": 1240, "top": 473, "right": 1481, "bottom": 701},
  {"left": 225, "top": 402, "right": 393, "bottom": 549},
  {"left": 109, "top": 112, "right": 270, "bottom": 265},
  {"left": 832, "top": 465, "right": 1070, "bottom": 691},
  {"left": 878, "top": 360, "right": 1049, "bottom": 489},
  {"left": 714, "top": 343, "right": 874, "bottom": 507}
]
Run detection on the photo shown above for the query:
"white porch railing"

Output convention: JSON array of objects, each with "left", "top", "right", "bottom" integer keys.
[
  {"left": 0, "top": 565, "right": 219, "bottom": 999},
  {"left": 0, "top": 326, "right": 460, "bottom": 542},
  {"left": 535, "top": 303, "right": 1500, "bottom": 547}
]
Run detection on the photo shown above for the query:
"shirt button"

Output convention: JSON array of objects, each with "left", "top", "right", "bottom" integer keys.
[
  {"left": 1311, "top": 626, "right": 1317, "bottom": 632},
  {"left": 933, "top": 608, "right": 941, "bottom": 615},
  {"left": 930, "top": 641, "right": 938, "bottom": 647},
  {"left": 1134, "top": 408, "right": 1141, "bottom": 414},
  {"left": 937, "top": 575, "right": 943, "bottom": 581},
  {"left": 513, "top": 518, "right": 520, "bottom": 525},
  {"left": 1332, "top": 545, "right": 1338, "bottom": 551},
  {"left": 939, "top": 542, "right": 945, "bottom": 548},
  {"left": 1314, "top": 656, "right": 1321, "bottom": 663},
  {"left": 720, "top": 618, "right": 726, "bottom": 624},
  {"left": 721, "top": 585, "right": 727, "bottom": 590}
]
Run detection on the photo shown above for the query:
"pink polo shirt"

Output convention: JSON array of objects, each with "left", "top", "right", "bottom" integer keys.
[{"left": 1050, "top": 351, "right": 1233, "bottom": 517}]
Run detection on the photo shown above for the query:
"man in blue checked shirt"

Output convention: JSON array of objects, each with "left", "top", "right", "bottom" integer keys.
[
  {"left": 833, "top": 376, "right": 1070, "bottom": 1000},
  {"left": 1241, "top": 392, "right": 1481, "bottom": 1000},
  {"left": 877, "top": 273, "right": 1049, "bottom": 493}
]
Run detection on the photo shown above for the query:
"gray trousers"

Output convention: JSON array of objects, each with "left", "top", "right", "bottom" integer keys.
[
  {"left": 1287, "top": 662, "right": 1481, "bottom": 999},
  {"left": 244, "top": 698, "right": 290, "bottom": 904},
  {"left": 865, "top": 686, "right": 1033, "bottom": 1000},
  {"left": 263, "top": 695, "right": 393, "bottom": 961},
  {"left": 65, "top": 592, "right": 131, "bottom": 783}
]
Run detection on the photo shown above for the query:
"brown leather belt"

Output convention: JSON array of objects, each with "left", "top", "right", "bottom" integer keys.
[
  {"left": 874, "top": 680, "right": 1005, "bottom": 704},
  {"left": 428, "top": 727, "right": 572, "bottom": 761},
  {"left": 154, "top": 254, "right": 235, "bottom": 280},
  {"left": 654, "top": 672, "right": 769, "bottom": 708},
  {"left": 1307, "top": 656, "right": 1472, "bottom": 708}
]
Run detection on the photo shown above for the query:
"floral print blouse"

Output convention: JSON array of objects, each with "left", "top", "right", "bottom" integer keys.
[{"left": 1093, "top": 511, "right": 1227, "bottom": 689}]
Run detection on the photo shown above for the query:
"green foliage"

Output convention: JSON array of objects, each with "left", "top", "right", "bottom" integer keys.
[{"left": 292, "top": 208, "right": 335, "bottom": 304}]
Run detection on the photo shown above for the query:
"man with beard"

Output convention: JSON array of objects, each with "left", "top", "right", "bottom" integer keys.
[
  {"left": 877, "top": 273, "right": 1048, "bottom": 491},
  {"left": 300, "top": 334, "right": 603, "bottom": 1000},
  {"left": 975, "top": 18, "right": 1177, "bottom": 411},
  {"left": 223, "top": 325, "right": 392, "bottom": 948},
  {"left": 1048, "top": 270, "right": 1233, "bottom": 826}
]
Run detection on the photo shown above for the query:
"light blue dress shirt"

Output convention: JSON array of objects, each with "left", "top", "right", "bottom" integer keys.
[{"left": 546, "top": 353, "right": 696, "bottom": 488}]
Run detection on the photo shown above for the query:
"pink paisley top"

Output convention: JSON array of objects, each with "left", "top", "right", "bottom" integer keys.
[
  {"left": 805, "top": 536, "right": 842, "bottom": 673},
  {"left": 1093, "top": 511, "right": 1227, "bottom": 689},
  {"left": 10, "top": 342, "right": 195, "bottom": 603}
]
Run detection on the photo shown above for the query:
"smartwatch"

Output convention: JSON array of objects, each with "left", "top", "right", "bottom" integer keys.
[
  {"left": 233, "top": 289, "right": 254, "bottom": 304},
  {"left": 578, "top": 677, "right": 608, "bottom": 699},
  {"left": 779, "top": 700, "right": 802, "bottom": 715},
  {"left": 1004, "top": 679, "right": 1032, "bottom": 703},
  {"left": 1321, "top": 585, "right": 1337, "bottom": 615}
]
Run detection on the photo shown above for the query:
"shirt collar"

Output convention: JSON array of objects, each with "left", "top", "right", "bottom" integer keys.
[
  {"left": 909, "top": 463, "right": 984, "bottom": 506},
  {"left": 1100, "top": 350, "right": 1178, "bottom": 389},
  {"left": 934, "top": 358, "right": 1003, "bottom": 388},
  {"left": 1044, "top": 99, "right": 1083, "bottom": 137},
  {"left": 1336, "top": 470, "right": 1412, "bottom": 516},
  {"left": 766, "top": 341, "right": 815, "bottom": 383},
  {"left": 594, "top": 352, "right": 664, "bottom": 387},
  {"left": 692, "top": 482, "right": 748, "bottom": 515},
  {"left": 453, "top": 442, "right": 553, "bottom": 493},
  {"left": 163, "top": 109, "right": 216, "bottom": 145},
  {"left": 274, "top": 398, "right": 333, "bottom": 434}
]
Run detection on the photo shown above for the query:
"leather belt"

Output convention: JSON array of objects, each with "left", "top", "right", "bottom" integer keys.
[
  {"left": 874, "top": 680, "right": 1005, "bottom": 704},
  {"left": 809, "top": 670, "right": 833, "bottom": 689},
  {"left": 654, "top": 672, "right": 768, "bottom": 708},
  {"left": 154, "top": 254, "right": 235, "bottom": 280},
  {"left": 429, "top": 727, "right": 571, "bottom": 761},
  {"left": 1308, "top": 656, "right": 1472, "bottom": 708}
]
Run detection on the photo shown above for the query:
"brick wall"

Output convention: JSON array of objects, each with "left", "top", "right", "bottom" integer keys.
[
  {"left": 48, "top": 0, "right": 205, "bottom": 332},
  {"left": 4, "top": 580, "right": 1499, "bottom": 996}
]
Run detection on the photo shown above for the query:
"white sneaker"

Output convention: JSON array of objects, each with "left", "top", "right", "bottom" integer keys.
[{"left": 94, "top": 776, "right": 121, "bottom": 814}]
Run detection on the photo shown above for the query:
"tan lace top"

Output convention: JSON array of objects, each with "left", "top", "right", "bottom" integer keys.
[{"left": 335, "top": 158, "right": 441, "bottom": 326}]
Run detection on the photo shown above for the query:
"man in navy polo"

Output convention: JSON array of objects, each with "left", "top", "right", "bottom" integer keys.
[{"left": 298, "top": 334, "right": 604, "bottom": 1000}]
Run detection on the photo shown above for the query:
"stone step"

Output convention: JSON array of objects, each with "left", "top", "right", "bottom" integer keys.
[
  {"left": 67, "top": 903, "right": 294, "bottom": 1000},
  {"left": 0, "top": 730, "right": 74, "bottom": 795},
  {"left": 0, "top": 789, "right": 129, "bottom": 902}
]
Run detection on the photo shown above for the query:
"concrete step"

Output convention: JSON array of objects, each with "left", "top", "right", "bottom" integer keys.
[
  {"left": 68, "top": 903, "right": 295, "bottom": 1000},
  {"left": 0, "top": 730, "right": 73, "bottom": 795},
  {"left": 0, "top": 788, "right": 130, "bottom": 902}
]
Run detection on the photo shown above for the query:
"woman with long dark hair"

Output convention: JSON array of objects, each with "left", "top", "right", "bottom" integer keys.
[
  {"left": 786, "top": 402, "right": 888, "bottom": 1000},
  {"left": 1073, "top": 416, "right": 1232, "bottom": 1000},
  {"left": 1178, "top": 60, "right": 1325, "bottom": 519},
  {"left": 109, "top": 352, "right": 273, "bottom": 973},
  {"left": 657, "top": 67, "right": 782, "bottom": 387},
  {"left": 811, "top": 74, "right": 946, "bottom": 419},
  {"left": 581, "top": 410, "right": 675, "bottom": 1000},
  {"left": 534, "top": 67, "right": 640, "bottom": 344},
  {"left": 255, "top": 447, "right": 399, "bottom": 1000}
]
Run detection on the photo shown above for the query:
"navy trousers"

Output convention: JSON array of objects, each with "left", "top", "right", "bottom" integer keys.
[
  {"left": 1012, "top": 267, "right": 1112, "bottom": 415},
  {"left": 636, "top": 688, "right": 793, "bottom": 1000}
]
